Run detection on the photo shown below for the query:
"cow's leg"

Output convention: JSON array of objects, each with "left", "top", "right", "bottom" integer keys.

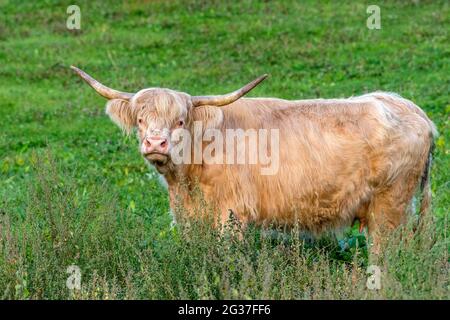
[
  {"left": 354, "top": 200, "right": 370, "bottom": 233},
  {"left": 367, "top": 179, "right": 418, "bottom": 255},
  {"left": 366, "top": 197, "right": 398, "bottom": 256}
]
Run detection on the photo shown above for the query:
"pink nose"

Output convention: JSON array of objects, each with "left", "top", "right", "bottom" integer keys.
[{"left": 142, "top": 136, "right": 168, "bottom": 154}]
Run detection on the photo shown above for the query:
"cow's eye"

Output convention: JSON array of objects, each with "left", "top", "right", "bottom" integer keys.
[
  {"left": 138, "top": 118, "right": 143, "bottom": 125},
  {"left": 177, "top": 120, "right": 184, "bottom": 127}
]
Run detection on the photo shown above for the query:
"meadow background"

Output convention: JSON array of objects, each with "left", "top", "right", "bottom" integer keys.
[{"left": 0, "top": 0, "right": 448, "bottom": 299}]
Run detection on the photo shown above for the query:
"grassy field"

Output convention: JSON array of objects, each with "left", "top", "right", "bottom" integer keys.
[{"left": 0, "top": 0, "right": 449, "bottom": 299}]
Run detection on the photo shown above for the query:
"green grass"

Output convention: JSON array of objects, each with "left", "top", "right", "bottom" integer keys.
[{"left": 0, "top": 0, "right": 449, "bottom": 299}]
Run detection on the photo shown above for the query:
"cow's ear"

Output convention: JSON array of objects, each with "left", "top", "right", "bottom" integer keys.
[{"left": 105, "top": 99, "right": 136, "bottom": 134}]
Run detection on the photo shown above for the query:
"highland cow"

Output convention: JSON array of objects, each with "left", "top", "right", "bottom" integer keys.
[{"left": 71, "top": 66, "right": 436, "bottom": 251}]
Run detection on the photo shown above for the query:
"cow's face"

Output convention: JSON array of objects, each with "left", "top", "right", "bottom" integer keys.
[
  {"left": 132, "top": 89, "right": 190, "bottom": 169},
  {"left": 71, "top": 66, "right": 267, "bottom": 173},
  {"left": 103, "top": 89, "right": 191, "bottom": 171}
]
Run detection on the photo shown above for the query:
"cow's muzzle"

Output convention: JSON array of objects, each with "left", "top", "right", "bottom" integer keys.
[{"left": 145, "top": 152, "right": 169, "bottom": 166}]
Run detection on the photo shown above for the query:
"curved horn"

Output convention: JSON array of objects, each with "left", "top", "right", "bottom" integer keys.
[
  {"left": 70, "top": 66, "right": 134, "bottom": 101},
  {"left": 191, "top": 74, "right": 268, "bottom": 107}
]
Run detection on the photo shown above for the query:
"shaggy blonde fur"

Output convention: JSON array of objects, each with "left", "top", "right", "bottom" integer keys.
[{"left": 103, "top": 87, "right": 436, "bottom": 252}]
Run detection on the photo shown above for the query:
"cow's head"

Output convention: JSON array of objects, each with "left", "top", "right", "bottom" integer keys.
[{"left": 71, "top": 66, "right": 267, "bottom": 173}]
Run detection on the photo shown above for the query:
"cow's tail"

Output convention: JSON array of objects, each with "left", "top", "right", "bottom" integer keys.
[{"left": 419, "top": 142, "right": 434, "bottom": 217}]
